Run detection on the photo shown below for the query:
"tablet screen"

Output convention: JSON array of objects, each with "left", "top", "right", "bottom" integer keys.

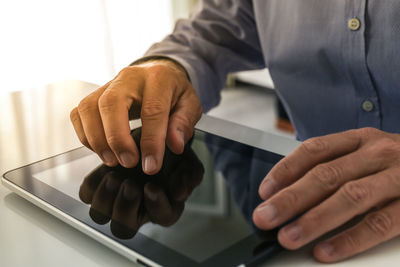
[
  {"left": 6, "top": 128, "right": 284, "bottom": 266},
  {"left": 32, "top": 153, "right": 252, "bottom": 262}
]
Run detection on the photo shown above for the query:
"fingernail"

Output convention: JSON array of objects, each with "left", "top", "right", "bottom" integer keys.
[
  {"left": 119, "top": 152, "right": 135, "bottom": 167},
  {"left": 316, "top": 242, "right": 334, "bottom": 257},
  {"left": 256, "top": 204, "right": 277, "bottom": 222},
  {"left": 102, "top": 150, "right": 116, "bottom": 166},
  {"left": 283, "top": 224, "right": 301, "bottom": 241},
  {"left": 178, "top": 130, "right": 185, "bottom": 145},
  {"left": 260, "top": 178, "right": 277, "bottom": 199},
  {"left": 143, "top": 155, "right": 157, "bottom": 174}
]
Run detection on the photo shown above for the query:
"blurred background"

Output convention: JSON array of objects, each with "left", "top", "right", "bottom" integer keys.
[
  {"left": 0, "top": 0, "right": 199, "bottom": 93},
  {"left": 0, "top": 0, "right": 292, "bottom": 136},
  {"left": 0, "top": 0, "right": 275, "bottom": 93}
]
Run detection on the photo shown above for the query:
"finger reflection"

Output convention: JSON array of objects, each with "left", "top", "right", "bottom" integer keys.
[{"left": 79, "top": 129, "right": 204, "bottom": 239}]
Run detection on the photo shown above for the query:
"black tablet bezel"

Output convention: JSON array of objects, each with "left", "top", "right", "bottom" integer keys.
[{"left": 3, "top": 128, "right": 284, "bottom": 267}]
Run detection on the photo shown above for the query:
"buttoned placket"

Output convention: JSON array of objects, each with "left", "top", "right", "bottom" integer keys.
[{"left": 343, "top": 0, "right": 381, "bottom": 129}]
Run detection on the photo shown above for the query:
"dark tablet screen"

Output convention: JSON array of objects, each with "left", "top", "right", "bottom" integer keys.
[{"left": 4, "top": 128, "right": 284, "bottom": 267}]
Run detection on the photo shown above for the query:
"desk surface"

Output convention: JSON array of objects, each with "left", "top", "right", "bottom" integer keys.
[{"left": 1, "top": 80, "right": 399, "bottom": 267}]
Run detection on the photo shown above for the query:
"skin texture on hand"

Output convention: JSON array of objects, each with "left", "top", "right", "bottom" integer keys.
[
  {"left": 253, "top": 127, "right": 400, "bottom": 263},
  {"left": 70, "top": 59, "right": 203, "bottom": 175}
]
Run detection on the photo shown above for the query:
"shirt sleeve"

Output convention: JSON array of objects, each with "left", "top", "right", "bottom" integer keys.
[{"left": 144, "top": 0, "right": 265, "bottom": 112}]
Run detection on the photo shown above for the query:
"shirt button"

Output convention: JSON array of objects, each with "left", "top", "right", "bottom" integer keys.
[
  {"left": 348, "top": 18, "right": 361, "bottom": 31},
  {"left": 362, "top": 100, "right": 374, "bottom": 112}
]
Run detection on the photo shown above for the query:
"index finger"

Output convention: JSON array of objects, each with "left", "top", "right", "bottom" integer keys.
[{"left": 259, "top": 129, "right": 362, "bottom": 200}]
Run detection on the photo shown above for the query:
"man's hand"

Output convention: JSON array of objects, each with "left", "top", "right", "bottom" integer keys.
[
  {"left": 253, "top": 128, "right": 400, "bottom": 263},
  {"left": 70, "top": 60, "right": 202, "bottom": 174}
]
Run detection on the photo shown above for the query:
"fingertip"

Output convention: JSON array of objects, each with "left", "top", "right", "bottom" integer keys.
[
  {"left": 79, "top": 186, "right": 93, "bottom": 204},
  {"left": 101, "top": 150, "right": 119, "bottom": 167},
  {"left": 166, "top": 128, "right": 185, "bottom": 154},
  {"left": 102, "top": 161, "right": 119, "bottom": 168},
  {"left": 258, "top": 177, "right": 277, "bottom": 200},
  {"left": 277, "top": 226, "right": 302, "bottom": 250},
  {"left": 252, "top": 208, "right": 266, "bottom": 230},
  {"left": 118, "top": 151, "right": 139, "bottom": 168},
  {"left": 313, "top": 242, "right": 336, "bottom": 263},
  {"left": 70, "top": 108, "right": 91, "bottom": 149},
  {"left": 142, "top": 155, "right": 161, "bottom": 175},
  {"left": 252, "top": 202, "right": 278, "bottom": 230}
]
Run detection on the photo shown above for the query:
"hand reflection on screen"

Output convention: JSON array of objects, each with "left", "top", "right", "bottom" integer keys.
[{"left": 79, "top": 128, "right": 204, "bottom": 239}]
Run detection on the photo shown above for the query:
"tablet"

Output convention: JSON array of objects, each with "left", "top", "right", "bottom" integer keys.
[{"left": 2, "top": 115, "right": 300, "bottom": 267}]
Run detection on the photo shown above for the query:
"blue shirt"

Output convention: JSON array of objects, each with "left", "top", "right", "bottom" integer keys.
[{"left": 145, "top": 0, "right": 400, "bottom": 141}]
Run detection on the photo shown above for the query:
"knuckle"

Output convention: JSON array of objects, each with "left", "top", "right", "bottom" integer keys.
[
  {"left": 117, "top": 66, "right": 144, "bottom": 83},
  {"left": 364, "top": 211, "right": 393, "bottom": 238},
  {"left": 311, "top": 164, "right": 341, "bottom": 191},
  {"left": 391, "top": 142, "right": 400, "bottom": 156},
  {"left": 365, "top": 137, "right": 400, "bottom": 167},
  {"left": 378, "top": 137, "right": 397, "bottom": 147},
  {"left": 280, "top": 189, "right": 299, "bottom": 209},
  {"left": 340, "top": 181, "right": 370, "bottom": 206},
  {"left": 273, "top": 157, "right": 294, "bottom": 178},
  {"left": 343, "top": 232, "right": 361, "bottom": 250},
  {"left": 303, "top": 210, "right": 323, "bottom": 227},
  {"left": 77, "top": 98, "right": 95, "bottom": 114},
  {"left": 301, "top": 137, "right": 329, "bottom": 155},
  {"left": 98, "top": 90, "right": 119, "bottom": 111},
  {"left": 70, "top": 108, "right": 79, "bottom": 123},
  {"left": 141, "top": 99, "right": 168, "bottom": 119},
  {"left": 140, "top": 133, "right": 160, "bottom": 146},
  {"left": 375, "top": 138, "right": 400, "bottom": 157},
  {"left": 379, "top": 171, "right": 400, "bottom": 189},
  {"left": 358, "top": 127, "right": 382, "bottom": 140},
  {"left": 144, "top": 65, "right": 171, "bottom": 82},
  {"left": 147, "top": 64, "right": 169, "bottom": 76},
  {"left": 105, "top": 134, "right": 123, "bottom": 150},
  {"left": 281, "top": 158, "right": 292, "bottom": 173},
  {"left": 118, "top": 66, "right": 136, "bottom": 77}
]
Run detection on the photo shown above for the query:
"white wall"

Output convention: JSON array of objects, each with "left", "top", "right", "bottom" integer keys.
[{"left": 0, "top": 0, "right": 173, "bottom": 92}]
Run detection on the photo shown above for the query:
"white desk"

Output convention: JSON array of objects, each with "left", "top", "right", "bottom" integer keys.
[{"left": 1, "top": 81, "right": 399, "bottom": 266}]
